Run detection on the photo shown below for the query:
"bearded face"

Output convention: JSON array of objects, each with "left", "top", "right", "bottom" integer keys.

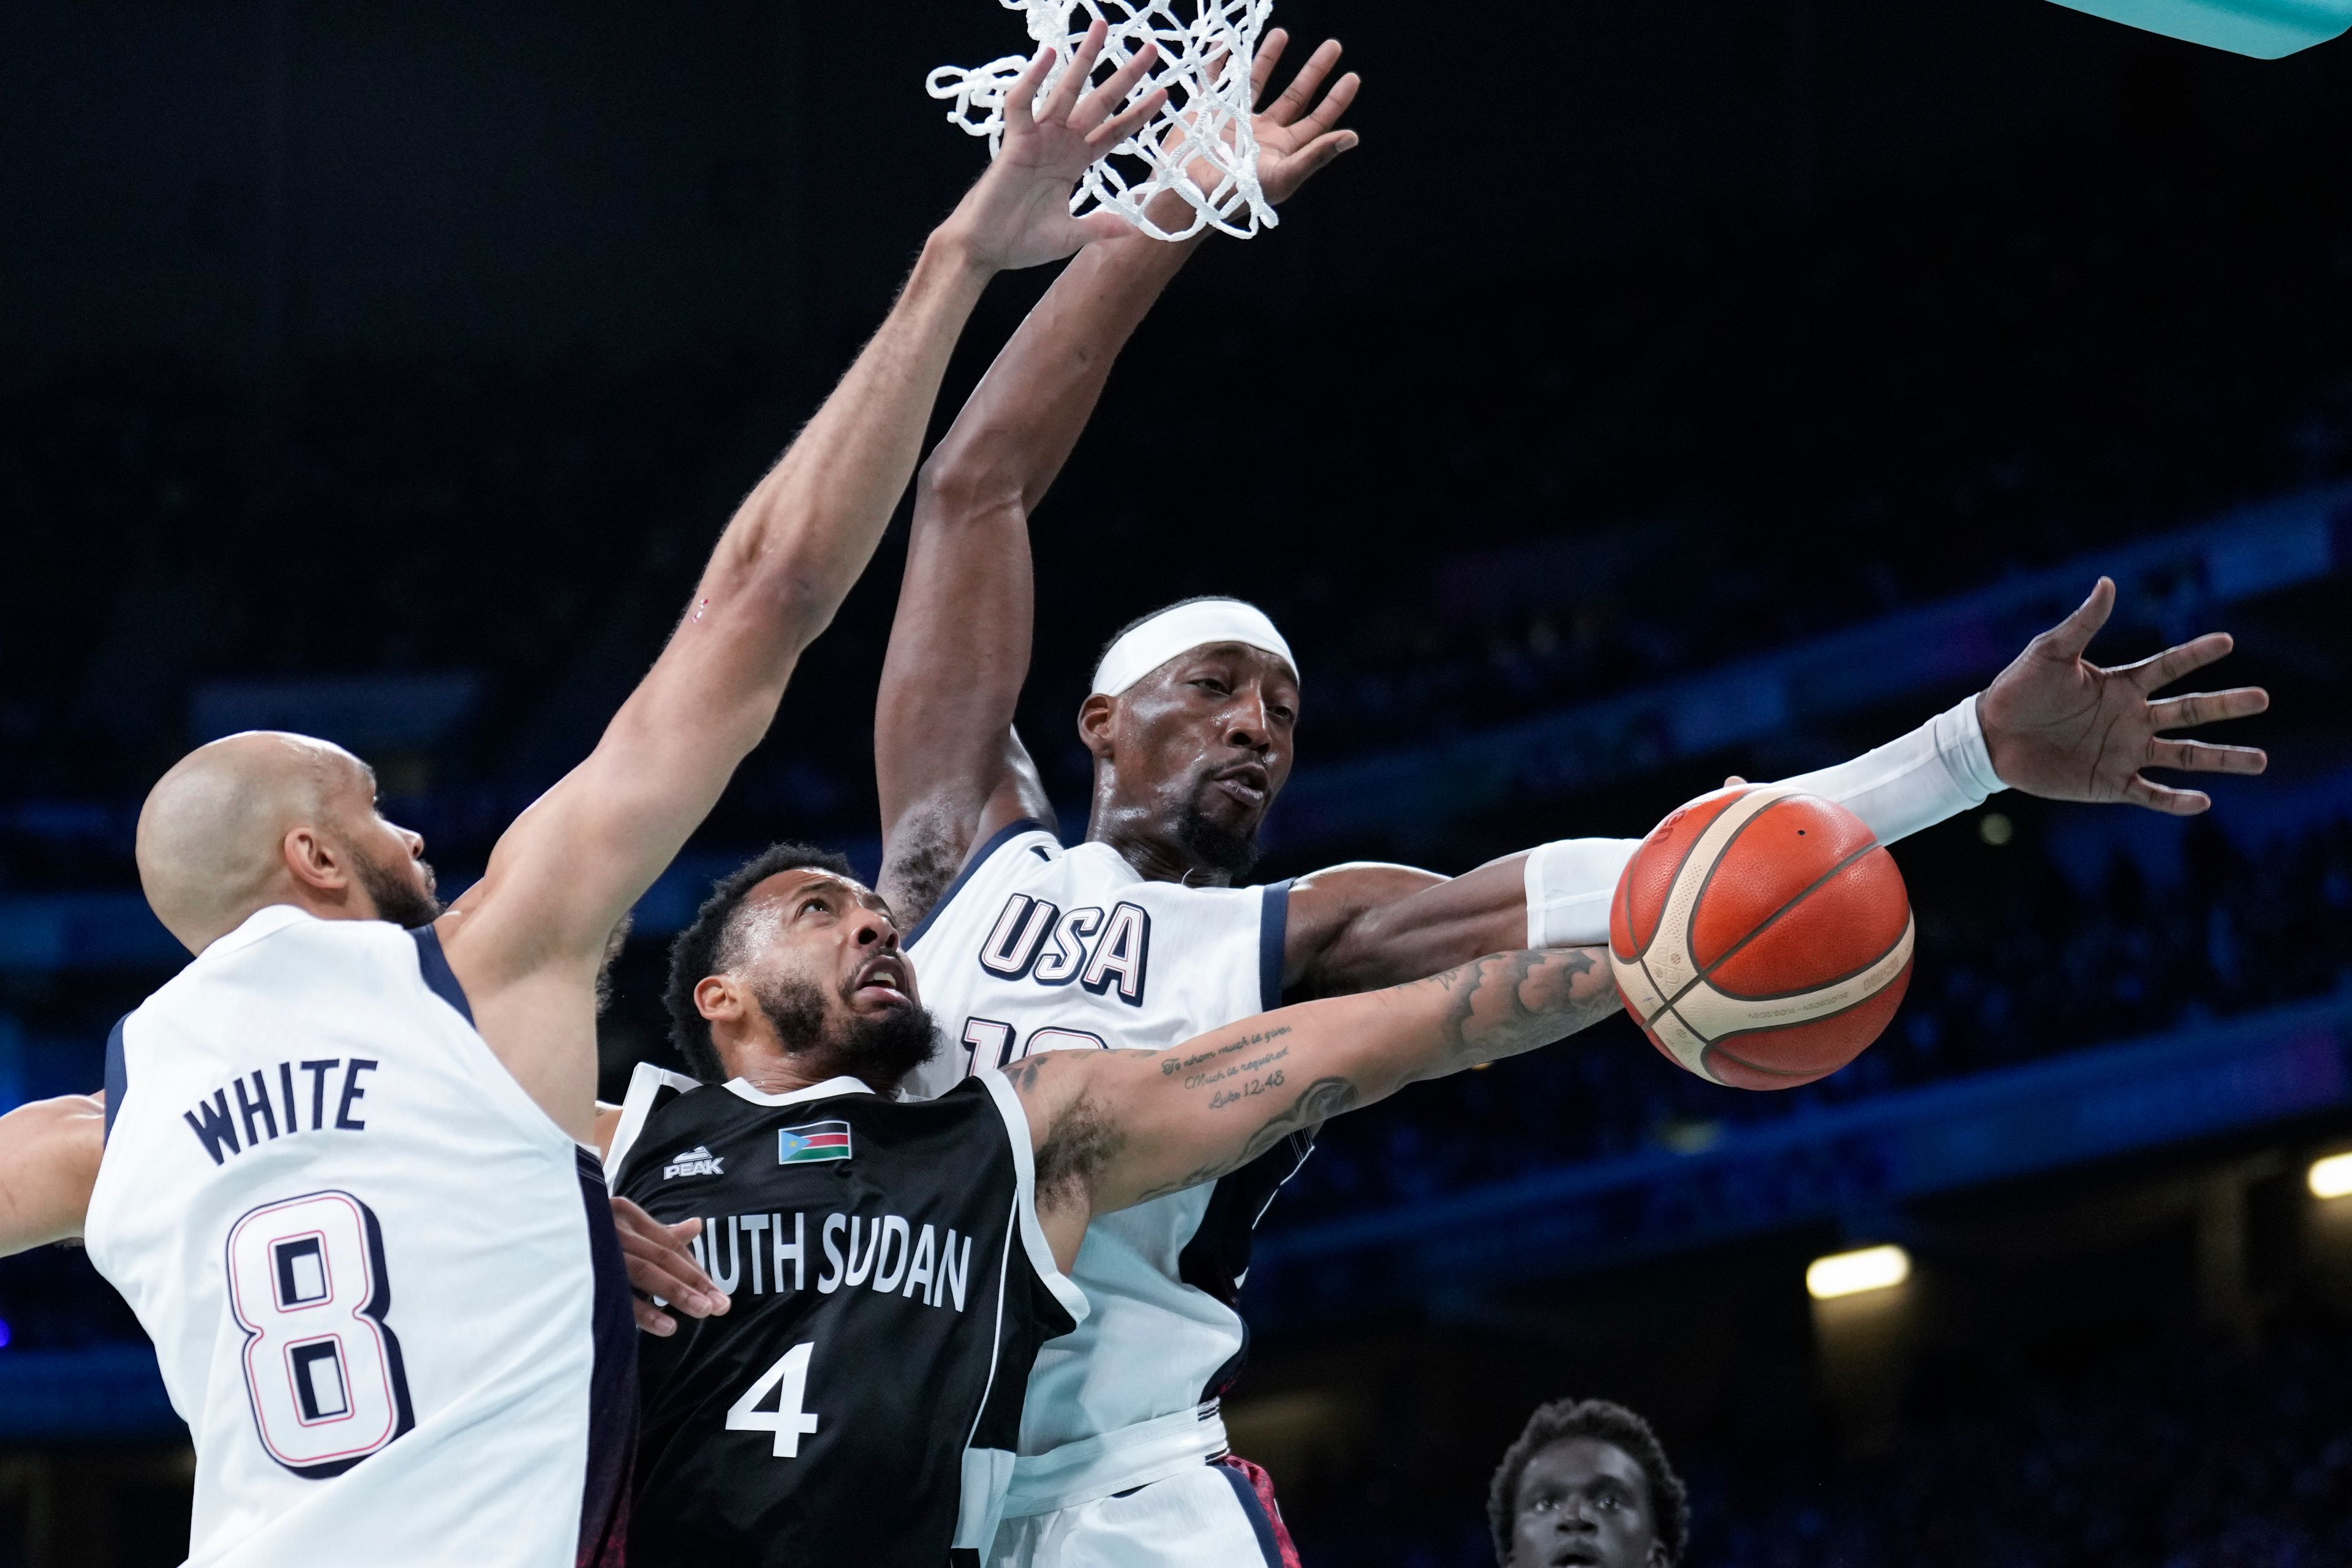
[{"left": 752, "top": 974, "right": 941, "bottom": 1090}]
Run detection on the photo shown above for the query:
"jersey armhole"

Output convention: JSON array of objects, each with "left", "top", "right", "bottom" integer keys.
[
  {"left": 102, "top": 1014, "right": 132, "bottom": 1144},
  {"left": 409, "top": 924, "right": 474, "bottom": 1024},
  {"left": 1257, "top": 880, "right": 1292, "bottom": 1011},
  {"left": 973, "top": 1070, "right": 1088, "bottom": 1328},
  {"left": 605, "top": 1062, "right": 704, "bottom": 1179},
  {"left": 903, "top": 818, "right": 1050, "bottom": 950}
]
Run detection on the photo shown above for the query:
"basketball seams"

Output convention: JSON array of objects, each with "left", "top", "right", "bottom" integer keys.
[
  {"left": 1700, "top": 957, "right": 1915, "bottom": 1080},
  {"left": 1694, "top": 842, "right": 1896, "bottom": 1000},
  {"left": 1678, "top": 793, "right": 1804, "bottom": 968},
  {"left": 1678, "top": 916, "right": 1913, "bottom": 1039},
  {"left": 1627, "top": 788, "right": 1768, "bottom": 962},
  {"left": 1642, "top": 788, "right": 1792, "bottom": 1004}
]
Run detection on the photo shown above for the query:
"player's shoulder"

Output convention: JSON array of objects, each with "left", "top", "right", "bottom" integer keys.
[{"left": 903, "top": 817, "right": 1063, "bottom": 946}]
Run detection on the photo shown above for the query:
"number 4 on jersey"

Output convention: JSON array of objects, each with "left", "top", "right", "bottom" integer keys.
[{"left": 727, "top": 1342, "right": 820, "bottom": 1457}]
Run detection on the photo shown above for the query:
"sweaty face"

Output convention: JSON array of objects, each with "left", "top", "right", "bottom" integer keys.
[
  {"left": 1507, "top": 1439, "right": 1664, "bottom": 1568},
  {"left": 330, "top": 763, "right": 440, "bottom": 930},
  {"left": 722, "top": 871, "right": 939, "bottom": 1090},
  {"left": 1090, "top": 643, "right": 1298, "bottom": 880}
]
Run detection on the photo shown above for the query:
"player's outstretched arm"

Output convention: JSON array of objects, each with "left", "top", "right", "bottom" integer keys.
[
  {"left": 0, "top": 1093, "right": 105, "bottom": 1258},
  {"left": 439, "top": 29, "right": 1168, "bottom": 1137},
  {"left": 1281, "top": 578, "right": 2270, "bottom": 998},
  {"left": 875, "top": 30, "right": 1360, "bottom": 924},
  {"left": 1010, "top": 946, "right": 1614, "bottom": 1266}
]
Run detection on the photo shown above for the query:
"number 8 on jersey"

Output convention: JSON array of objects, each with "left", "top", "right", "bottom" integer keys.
[{"left": 225, "top": 1189, "right": 416, "bottom": 1477}]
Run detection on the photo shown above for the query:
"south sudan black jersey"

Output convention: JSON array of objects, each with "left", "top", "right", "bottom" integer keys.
[{"left": 606, "top": 1065, "right": 1085, "bottom": 1568}]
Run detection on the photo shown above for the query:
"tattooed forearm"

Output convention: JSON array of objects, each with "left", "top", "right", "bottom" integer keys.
[
  {"left": 1133, "top": 1076, "right": 1359, "bottom": 1204},
  {"left": 1157, "top": 1026, "right": 1291, "bottom": 1077},
  {"left": 1417, "top": 946, "right": 1615, "bottom": 1081}
]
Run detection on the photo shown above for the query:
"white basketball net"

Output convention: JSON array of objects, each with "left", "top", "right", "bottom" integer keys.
[{"left": 927, "top": 0, "right": 1276, "bottom": 242}]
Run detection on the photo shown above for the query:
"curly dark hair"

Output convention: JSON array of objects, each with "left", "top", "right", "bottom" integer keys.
[
  {"left": 663, "top": 842, "right": 857, "bottom": 1082},
  {"left": 1487, "top": 1396, "right": 1689, "bottom": 1567}
]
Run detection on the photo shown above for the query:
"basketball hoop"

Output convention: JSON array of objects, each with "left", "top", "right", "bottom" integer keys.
[{"left": 928, "top": 0, "right": 1277, "bottom": 243}]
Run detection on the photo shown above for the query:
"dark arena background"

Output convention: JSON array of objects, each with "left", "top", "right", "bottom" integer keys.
[{"left": 6, "top": 2, "right": 2352, "bottom": 1564}]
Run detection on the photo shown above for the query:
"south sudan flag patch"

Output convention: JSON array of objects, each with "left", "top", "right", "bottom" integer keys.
[{"left": 778, "top": 1120, "right": 853, "bottom": 1164}]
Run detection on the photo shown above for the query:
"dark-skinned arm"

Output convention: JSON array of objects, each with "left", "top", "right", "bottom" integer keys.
[
  {"left": 873, "top": 217, "right": 1204, "bottom": 919},
  {"left": 1281, "top": 579, "right": 2269, "bottom": 998},
  {"left": 1009, "top": 945, "right": 1617, "bottom": 1268},
  {"left": 875, "top": 32, "right": 1360, "bottom": 925}
]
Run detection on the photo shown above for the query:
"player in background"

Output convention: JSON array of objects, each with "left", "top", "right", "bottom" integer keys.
[
  {"left": 1487, "top": 1398, "right": 1689, "bottom": 1568},
  {"left": 871, "top": 34, "right": 2274, "bottom": 1568},
  {"left": 0, "top": 31, "right": 1165, "bottom": 1565},
  {"left": 600, "top": 843, "right": 1621, "bottom": 1568}
]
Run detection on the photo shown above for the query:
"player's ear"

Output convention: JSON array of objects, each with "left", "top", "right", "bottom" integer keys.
[
  {"left": 1076, "top": 693, "right": 1117, "bottom": 761},
  {"left": 693, "top": 973, "right": 745, "bottom": 1025},
  {"left": 281, "top": 824, "right": 350, "bottom": 895}
]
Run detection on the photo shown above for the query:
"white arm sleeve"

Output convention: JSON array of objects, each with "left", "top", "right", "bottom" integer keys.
[{"left": 1523, "top": 696, "right": 2008, "bottom": 948}]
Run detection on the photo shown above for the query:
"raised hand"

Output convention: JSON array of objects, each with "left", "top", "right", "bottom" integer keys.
[
  {"left": 1160, "top": 29, "right": 1361, "bottom": 209},
  {"left": 1246, "top": 30, "right": 1362, "bottom": 206},
  {"left": 948, "top": 21, "right": 1169, "bottom": 271},
  {"left": 1978, "top": 577, "right": 2269, "bottom": 815}
]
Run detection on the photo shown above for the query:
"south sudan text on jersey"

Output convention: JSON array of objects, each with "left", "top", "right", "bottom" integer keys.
[{"left": 608, "top": 1064, "right": 1085, "bottom": 1568}]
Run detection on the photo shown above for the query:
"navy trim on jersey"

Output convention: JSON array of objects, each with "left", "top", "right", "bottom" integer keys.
[
  {"left": 1215, "top": 1458, "right": 1287, "bottom": 1567},
  {"left": 574, "top": 1145, "right": 638, "bottom": 1567},
  {"left": 905, "top": 818, "right": 1048, "bottom": 950},
  {"left": 409, "top": 925, "right": 474, "bottom": 1025},
  {"left": 102, "top": 1015, "right": 130, "bottom": 1143},
  {"left": 1257, "top": 880, "right": 1292, "bottom": 1010}
]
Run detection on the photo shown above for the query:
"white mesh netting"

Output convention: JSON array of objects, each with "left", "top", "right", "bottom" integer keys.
[{"left": 927, "top": 0, "right": 1276, "bottom": 242}]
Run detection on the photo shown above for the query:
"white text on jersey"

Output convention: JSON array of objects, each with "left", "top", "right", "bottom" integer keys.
[
  {"left": 688, "top": 1209, "right": 976, "bottom": 1313},
  {"left": 976, "top": 895, "right": 1152, "bottom": 1005}
]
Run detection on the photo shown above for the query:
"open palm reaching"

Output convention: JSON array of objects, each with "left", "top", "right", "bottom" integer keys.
[
  {"left": 1977, "top": 577, "right": 2269, "bottom": 814},
  {"left": 952, "top": 22, "right": 1170, "bottom": 271}
]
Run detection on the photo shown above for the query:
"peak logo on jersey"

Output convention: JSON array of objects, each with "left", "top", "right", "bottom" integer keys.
[
  {"left": 663, "top": 1146, "right": 725, "bottom": 1180},
  {"left": 779, "top": 1121, "right": 853, "bottom": 1164}
]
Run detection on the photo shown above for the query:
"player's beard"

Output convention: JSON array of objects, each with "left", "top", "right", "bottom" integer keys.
[
  {"left": 1173, "top": 797, "right": 1261, "bottom": 882},
  {"left": 350, "top": 840, "right": 443, "bottom": 930},
  {"left": 755, "top": 977, "right": 941, "bottom": 1091}
]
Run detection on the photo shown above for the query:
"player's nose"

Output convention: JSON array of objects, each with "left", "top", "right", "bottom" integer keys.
[
  {"left": 1223, "top": 689, "right": 1272, "bottom": 750},
  {"left": 850, "top": 908, "right": 898, "bottom": 949},
  {"left": 402, "top": 827, "right": 426, "bottom": 859}
]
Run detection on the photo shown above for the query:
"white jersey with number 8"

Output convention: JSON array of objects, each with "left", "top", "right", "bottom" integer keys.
[{"left": 84, "top": 905, "right": 636, "bottom": 1567}]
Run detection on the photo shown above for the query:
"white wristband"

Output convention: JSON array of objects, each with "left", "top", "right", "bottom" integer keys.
[
  {"left": 1777, "top": 695, "right": 2005, "bottom": 846},
  {"left": 1520, "top": 696, "right": 2005, "bottom": 950},
  {"left": 1525, "top": 839, "right": 1640, "bottom": 949}
]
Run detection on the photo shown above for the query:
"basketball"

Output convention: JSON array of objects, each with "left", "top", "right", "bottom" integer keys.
[{"left": 1608, "top": 785, "right": 1914, "bottom": 1090}]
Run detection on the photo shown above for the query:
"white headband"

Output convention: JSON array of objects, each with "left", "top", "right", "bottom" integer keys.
[{"left": 1090, "top": 599, "right": 1299, "bottom": 697}]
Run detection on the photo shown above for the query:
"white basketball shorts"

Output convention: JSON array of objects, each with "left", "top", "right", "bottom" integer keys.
[{"left": 987, "top": 1457, "right": 1298, "bottom": 1568}]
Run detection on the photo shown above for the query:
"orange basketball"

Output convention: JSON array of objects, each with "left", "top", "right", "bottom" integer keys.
[{"left": 1607, "top": 785, "right": 1913, "bottom": 1090}]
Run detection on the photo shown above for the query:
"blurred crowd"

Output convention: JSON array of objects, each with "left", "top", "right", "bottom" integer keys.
[{"left": 9, "top": 94, "right": 2352, "bottom": 831}]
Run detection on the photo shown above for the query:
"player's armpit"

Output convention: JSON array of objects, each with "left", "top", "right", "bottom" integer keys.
[
  {"left": 1069, "top": 947, "right": 1618, "bottom": 1219},
  {"left": 1284, "top": 856, "right": 1537, "bottom": 997},
  {"left": 0, "top": 1092, "right": 106, "bottom": 1258},
  {"left": 1003, "top": 1049, "right": 1128, "bottom": 1275}
]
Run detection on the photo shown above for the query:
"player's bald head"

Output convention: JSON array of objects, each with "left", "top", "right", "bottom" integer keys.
[{"left": 136, "top": 731, "right": 374, "bottom": 952}]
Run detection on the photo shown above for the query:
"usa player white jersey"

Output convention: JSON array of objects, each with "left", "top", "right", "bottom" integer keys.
[
  {"left": 83, "top": 905, "right": 635, "bottom": 1567},
  {"left": 903, "top": 822, "right": 1304, "bottom": 1514}
]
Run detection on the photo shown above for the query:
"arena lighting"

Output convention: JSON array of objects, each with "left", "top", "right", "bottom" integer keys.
[
  {"left": 1806, "top": 1245, "right": 1912, "bottom": 1300},
  {"left": 2307, "top": 1153, "right": 2352, "bottom": 1199}
]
